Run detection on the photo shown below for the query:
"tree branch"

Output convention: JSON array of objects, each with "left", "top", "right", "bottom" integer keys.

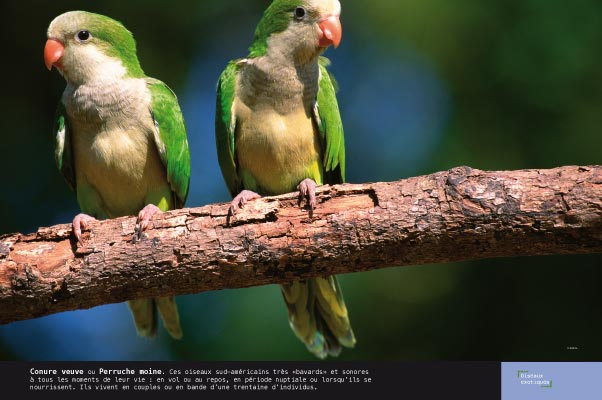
[{"left": 2, "top": 165, "right": 602, "bottom": 324}]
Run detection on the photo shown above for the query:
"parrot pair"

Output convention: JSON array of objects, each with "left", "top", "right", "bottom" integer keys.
[{"left": 45, "top": 0, "right": 354, "bottom": 358}]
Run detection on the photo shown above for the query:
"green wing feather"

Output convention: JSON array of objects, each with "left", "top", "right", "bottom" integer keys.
[
  {"left": 281, "top": 59, "right": 354, "bottom": 359},
  {"left": 135, "top": 80, "right": 188, "bottom": 341},
  {"left": 315, "top": 57, "right": 345, "bottom": 185},
  {"left": 147, "top": 79, "right": 191, "bottom": 209},
  {"left": 215, "top": 60, "right": 242, "bottom": 197},
  {"left": 282, "top": 277, "right": 355, "bottom": 359},
  {"left": 53, "top": 101, "right": 76, "bottom": 191}
]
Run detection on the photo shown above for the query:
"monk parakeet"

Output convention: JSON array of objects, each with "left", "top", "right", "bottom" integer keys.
[
  {"left": 45, "top": 11, "right": 190, "bottom": 339},
  {"left": 215, "top": 0, "right": 355, "bottom": 358}
]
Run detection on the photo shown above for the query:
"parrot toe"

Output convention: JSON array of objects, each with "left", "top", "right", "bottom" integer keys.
[
  {"left": 229, "top": 190, "right": 261, "bottom": 216},
  {"left": 72, "top": 213, "right": 97, "bottom": 245},
  {"left": 297, "top": 179, "right": 317, "bottom": 210},
  {"left": 135, "top": 204, "right": 162, "bottom": 240}
]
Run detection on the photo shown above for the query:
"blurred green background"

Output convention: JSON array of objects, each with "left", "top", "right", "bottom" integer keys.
[{"left": 1, "top": 0, "right": 601, "bottom": 361}]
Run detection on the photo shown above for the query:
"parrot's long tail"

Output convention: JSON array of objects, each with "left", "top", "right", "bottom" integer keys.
[
  {"left": 128, "top": 297, "right": 183, "bottom": 340},
  {"left": 281, "top": 276, "right": 356, "bottom": 359}
]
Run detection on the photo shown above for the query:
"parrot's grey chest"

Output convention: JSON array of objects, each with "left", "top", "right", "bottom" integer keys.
[
  {"left": 64, "top": 79, "right": 154, "bottom": 170},
  {"left": 233, "top": 59, "right": 323, "bottom": 193},
  {"left": 64, "top": 78, "right": 165, "bottom": 212},
  {"left": 63, "top": 78, "right": 150, "bottom": 125}
]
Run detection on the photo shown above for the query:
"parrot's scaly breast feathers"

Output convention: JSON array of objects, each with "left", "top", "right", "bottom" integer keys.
[{"left": 47, "top": 11, "right": 144, "bottom": 84}]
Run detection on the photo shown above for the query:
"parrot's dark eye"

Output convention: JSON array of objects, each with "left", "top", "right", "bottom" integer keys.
[
  {"left": 294, "top": 7, "right": 307, "bottom": 20},
  {"left": 76, "top": 30, "right": 91, "bottom": 42}
]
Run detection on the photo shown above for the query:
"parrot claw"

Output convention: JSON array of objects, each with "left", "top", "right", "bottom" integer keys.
[
  {"left": 229, "top": 190, "right": 262, "bottom": 216},
  {"left": 135, "top": 204, "right": 162, "bottom": 241},
  {"left": 72, "top": 213, "right": 97, "bottom": 245},
  {"left": 297, "top": 179, "right": 318, "bottom": 211}
]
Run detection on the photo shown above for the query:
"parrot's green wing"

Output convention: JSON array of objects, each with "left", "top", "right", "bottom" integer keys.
[
  {"left": 215, "top": 60, "right": 243, "bottom": 197},
  {"left": 315, "top": 57, "right": 345, "bottom": 185},
  {"left": 53, "top": 101, "right": 76, "bottom": 191},
  {"left": 280, "top": 59, "right": 354, "bottom": 359},
  {"left": 147, "top": 79, "right": 191, "bottom": 209}
]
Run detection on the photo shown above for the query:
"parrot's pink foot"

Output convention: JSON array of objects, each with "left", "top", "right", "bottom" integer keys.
[
  {"left": 72, "top": 213, "right": 97, "bottom": 244},
  {"left": 229, "top": 190, "right": 261, "bottom": 216},
  {"left": 297, "top": 178, "right": 318, "bottom": 210},
  {"left": 136, "top": 204, "right": 162, "bottom": 239}
]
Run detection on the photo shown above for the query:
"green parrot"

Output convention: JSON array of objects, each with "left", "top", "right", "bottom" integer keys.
[
  {"left": 45, "top": 11, "right": 190, "bottom": 339},
  {"left": 215, "top": 0, "right": 355, "bottom": 358}
]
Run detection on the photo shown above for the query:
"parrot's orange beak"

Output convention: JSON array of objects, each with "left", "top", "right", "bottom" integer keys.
[
  {"left": 318, "top": 15, "right": 342, "bottom": 49},
  {"left": 44, "top": 39, "right": 65, "bottom": 71}
]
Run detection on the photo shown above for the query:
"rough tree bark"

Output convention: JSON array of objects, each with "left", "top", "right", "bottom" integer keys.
[{"left": 1, "top": 165, "right": 602, "bottom": 325}]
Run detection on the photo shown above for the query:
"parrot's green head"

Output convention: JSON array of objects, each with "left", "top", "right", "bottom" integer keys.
[
  {"left": 45, "top": 11, "right": 144, "bottom": 85},
  {"left": 249, "top": 0, "right": 342, "bottom": 62}
]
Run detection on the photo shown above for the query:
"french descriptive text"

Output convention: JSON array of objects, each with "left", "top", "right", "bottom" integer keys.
[{"left": 28, "top": 367, "right": 374, "bottom": 393}]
